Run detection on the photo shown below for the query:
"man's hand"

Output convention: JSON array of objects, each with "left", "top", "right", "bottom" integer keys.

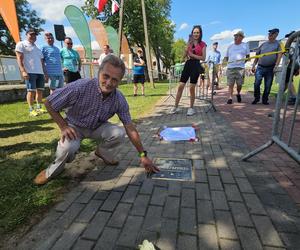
[
  {"left": 44, "top": 74, "right": 49, "bottom": 83},
  {"left": 63, "top": 67, "right": 68, "bottom": 72},
  {"left": 22, "top": 71, "right": 29, "bottom": 80},
  {"left": 61, "top": 125, "right": 78, "bottom": 143},
  {"left": 141, "top": 157, "right": 160, "bottom": 173},
  {"left": 251, "top": 66, "right": 256, "bottom": 74}
]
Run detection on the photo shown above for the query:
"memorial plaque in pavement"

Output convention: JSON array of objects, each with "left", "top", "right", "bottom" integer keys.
[{"left": 151, "top": 158, "right": 193, "bottom": 181}]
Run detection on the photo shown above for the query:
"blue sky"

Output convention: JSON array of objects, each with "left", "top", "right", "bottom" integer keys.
[{"left": 26, "top": 0, "right": 300, "bottom": 56}]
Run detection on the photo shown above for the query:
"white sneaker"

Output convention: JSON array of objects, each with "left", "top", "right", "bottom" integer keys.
[
  {"left": 170, "top": 107, "right": 180, "bottom": 114},
  {"left": 187, "top": 108, "right": 196, "bottom": 116}
]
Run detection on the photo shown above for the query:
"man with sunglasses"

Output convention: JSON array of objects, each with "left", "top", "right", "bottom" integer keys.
[
  {"left": 60, "top": 37, "right": 81, "bottom": 83},
  {"left": 42, "top": 32, "right": 64, "bottom": 94},
  {"left": 15, "top": 29, "right": 47, "bottom": 117}
]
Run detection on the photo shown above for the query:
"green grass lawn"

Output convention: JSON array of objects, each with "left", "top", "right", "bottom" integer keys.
[{"left": 0, "top": 82, "right": 168, "bottom": 236}]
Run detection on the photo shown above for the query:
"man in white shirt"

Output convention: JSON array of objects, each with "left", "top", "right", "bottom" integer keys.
[
  {"left": 98, "top": 44, "right": 111, "bottom": 66},
  {"left": 224, "top": 31, "right": 250, "bottom": 104},
  {"left": 15, "top": 29, "right": 47, "bottom": 116}
]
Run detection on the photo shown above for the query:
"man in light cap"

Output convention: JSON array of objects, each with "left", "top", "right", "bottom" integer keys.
[
  {"left": 251, "top": 28, "right": 282, "bottom": 105},
  {"left": 224, "top": 31, "right": 250, "bottom": 104}
]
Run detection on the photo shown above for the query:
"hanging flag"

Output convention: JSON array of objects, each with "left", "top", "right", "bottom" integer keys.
[
  {"left": 94, "top": 0, "right": 108, "bottom": 13},
  {"left": 64, "top": 5, "right": 92, "bottom": 61},
  {"left": 0, "top": 0, "right": 20, "bottom": 44},
  {"left": 111, "top": 0, "right": 119, "bottom": 15}
]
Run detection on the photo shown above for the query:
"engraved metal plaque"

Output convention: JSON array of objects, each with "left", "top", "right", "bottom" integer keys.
[{"left": 151, "top": 158, "right": 193, "bottom": 181}]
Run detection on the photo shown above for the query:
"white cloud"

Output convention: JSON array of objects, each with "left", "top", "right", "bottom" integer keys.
[
  {"left": 210, "top": 29, "right": 243, "bottom": 40},
  {"left": 244, "top": 35, "right": 267, "bottom": 42},
  {"left": 27, "top": 0, "right": 82, "bottom": 22},
  {"left": 179, "top": 23, "right": 189, "bottom": 31},
  {"left": 64, "top": 26, "right": 76, "bottom": 38}
]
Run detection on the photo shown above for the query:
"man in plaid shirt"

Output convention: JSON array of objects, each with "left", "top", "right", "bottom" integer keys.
[{"left": 34, "top": 55, "right": 159, "bottom": 185}]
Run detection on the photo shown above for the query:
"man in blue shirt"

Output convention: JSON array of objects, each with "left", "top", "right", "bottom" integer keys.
[
  {"left": 42, "top": 32, "right": 64, "bottom": 94},
  {"left": 207, "top": 42, "right": 221, "bottom": 89}
]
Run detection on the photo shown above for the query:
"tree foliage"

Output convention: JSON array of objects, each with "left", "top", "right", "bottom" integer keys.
[
  {"left": 82, "top": 0, "right": 174, "bottom": 73},
  {"left": 172, "top": 38, "right": 187, "bottom": 63},
  {"left": 0, "top": 0, "right": 45, "bottom": 55}
]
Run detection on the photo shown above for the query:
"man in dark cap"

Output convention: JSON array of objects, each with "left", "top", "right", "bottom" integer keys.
[
  {"left": 207, "top": 41, "right": 221, "bottom": 90},
  {"left": 251, "top": 28, "right": 282, "bottom": 105}
]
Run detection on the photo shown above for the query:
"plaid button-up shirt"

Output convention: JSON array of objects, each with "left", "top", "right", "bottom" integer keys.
[{"left": 47, "top": 78, "right": 132, "bottom": 129}]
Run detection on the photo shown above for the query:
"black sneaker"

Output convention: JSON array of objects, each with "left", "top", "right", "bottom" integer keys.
[
  {"left": 227, "top": 99, "right": 233, "bottom": 104},
  {"left": 236, "top": 94, "right": 242, "bottom": 103},
  {"left": 262, "top": 101, "right": 269, "bottom": 105},
  {"left": 252, "top": 99, "right": 259, "bottom": 104},
  {"left": 288, "top": 97, "right": 296, "bottom": 105}
]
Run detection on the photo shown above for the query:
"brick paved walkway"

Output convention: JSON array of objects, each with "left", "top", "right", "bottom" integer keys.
[{"left": 17, "top": 90, "right": 300, "bottom": 250}]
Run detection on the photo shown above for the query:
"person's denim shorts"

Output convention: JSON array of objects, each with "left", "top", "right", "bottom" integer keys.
[
  {"left": 25, "top": 73, "right": 45, "bottom": 91},
  {"left": 49, "top": 75, "right": 64, "bottom": 89}
]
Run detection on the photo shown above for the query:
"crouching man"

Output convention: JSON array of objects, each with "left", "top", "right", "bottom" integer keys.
[{"left": 34, "top": 55, "right": 159, "bottom": 185}]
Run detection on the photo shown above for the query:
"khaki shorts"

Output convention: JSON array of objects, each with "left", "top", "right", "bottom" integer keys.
[{"left": 226, "top": 68, "right": 245, "bottom": 86}]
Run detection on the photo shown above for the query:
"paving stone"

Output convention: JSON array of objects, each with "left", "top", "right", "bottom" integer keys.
[
  {"left": 206, "top": 167, "right": 219, "bottom": 176},
  {"left": 114, "top": 176, "right": 132, "bottom": 192},
  {"left": 55, "top": 189, "right": 83, "bottom": 212},
  {"left": 196, "top": 183, "right": 211, "bottom": 200},
  {"left": 195, "top": 170, "right": 208, "bottom": 182},
  {"left": 120, "top": 185, "right": 140, "bottom": 203},
  {"left": 117, "top": 215, "right": 144, "bottom": 247},
  {"left": 143, "top": 205, "right": 163, "bottom": 232},
  {"left": 51, "top": 222, "right": 87, "bottom": 250},
  {"left": 130, "top": 194, "right": 150, "bottom": 216},
  {"left": 229, "top": 202, "right": 253, "bottom": 227},
  {"left": 181, "top": 188, "right": 196, "bottom": 208},
  {"left": 224, "top": 184, "right": 243, "bottom": 202},
  {"left": 76, "top": 200, "right": 103, "bottom": 223},
  {"left": 180, "top": 207, "right": 197, "bottom": 235},
  {"left": 236, "top": 178, "right": 255, "bottom": 193},
  {"left": 230, "top": 167, "right": 246, "bottom": 178},
  {"left": 93, "top": 190, "right": 110, "bottom": 200},
  {"left": 252, "top": 215, "right": 284, "bottom": 247},
  {"left": 81, "top": 211, "right": 111, "bottom": 240},
  {"left": 211, "top": 190, "right": 229, "bottom": 210},
  {"left": 150, "top": 186, "right": 167, "bottom": 206},
  {"left": 220, "top": 169, "right": 236, "bottom": 184},
  {"left": 140, "top": 178, "right": 154, "bottom": 194},
  {"left": 280, "top": 232, "right": 300, "bottom": 250},
  {"left": 209, "top": 175, "right": 223, "bottom": 190},
  {"left": 94, "top": 227, "right": 120, "bottom": 250},
  {"left": 156, "top": 219, "right": 177, "bottom": 250},
  {"left": 197, "top": 200, "right": 214, "bottom": 224},
  {"left": 168, "top": 181, "right": 181, "bottom": 196},
  {"left": 100, "top": 191, "right": 123, "bottom": 212},
  {"left": 72, "top": 239, "right": 94, "bottom": 250},
  {"left": 237, "top": 227, "right": 263, "bottom": 250},
  {"left": 243, "top": 193, "right": 267, "bottom": 215},
  {"left": 35, "top": 230, "right": 62, "bottom": 250},
  {"left": 57, "top": 203, "right": 85, "bottom": 229},
  {"left": 194, "top": 159, "right": 205, "bottom": 169},
  {"left": 107, "top": 203, "right": 131, "bottom": 228},
  {"left": 163, "top": 196, "right": 180, "bottom": 219},
  {"left": 177, "top": 234, "right": 197, "bottom": 250},
  {"left": 76, "top": 184, "right": 99, "bottom": 204},
  {"left": 136, "top": 230, "right": 158, "bottom": 247},
  {"left": 215, "top": 210, "right": 238, "bottom": 240},
  {"left": 154, "top": 179, "right": 168, "bottom": 187},
  {"left": 198, "top": 224, "right": 218, "bottom": 249},
  {"left": 219, "top": 239, "right": 241, "bottom": 250}
]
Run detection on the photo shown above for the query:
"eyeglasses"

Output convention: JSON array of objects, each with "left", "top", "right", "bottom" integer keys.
[
  {"left": 66, "top": 42, "right": 73, "bottom": 45},
  {"left": 193, "top": 32, "right": 200, "bottom": 34}
]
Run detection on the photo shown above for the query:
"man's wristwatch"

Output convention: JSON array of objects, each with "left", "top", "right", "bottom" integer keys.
[{"left": 138, "top": 151, "right": 147, "bottom": 158}]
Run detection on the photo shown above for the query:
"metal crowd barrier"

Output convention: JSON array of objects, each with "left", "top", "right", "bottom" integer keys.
[
  {"left": 167, "top": 62, "right": 217, "bottom": 112},
  {"left": 242, "top": 31, "right": 300, "bottom": 164}
]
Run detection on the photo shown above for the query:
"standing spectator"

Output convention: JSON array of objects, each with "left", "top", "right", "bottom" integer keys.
[
  {"left": 15, "top": 29, "right": 47, "bottom": 117},
  {"left": 170, "top": 25, "right": 207, "bottom": 115},
  {"left": 33, "top": 55, "right": 159, "bottom": 185},
  {"left": 42, "top": 32, "right": 64, "bottom": 94},
  {"left": 251, "top": 28, "right": 282, "bottom": 105},
  {"left": 207, "top": 42, "right": 221, "bottom": 89},
  {"left": 224, "top": 31, "right": 250, "bottom": 104},
  {"left": 133, "top": 48, "right": 146, "bottom": 96},
  {"left": 60, "top": 37, "right": 81, "bottom": 83},
  {"left": 98, "top": 44, "right": 111, "bottom": 66}
]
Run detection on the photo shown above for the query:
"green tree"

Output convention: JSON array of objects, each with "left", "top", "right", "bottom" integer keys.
[
  {"left": 172, "top": 38, "right": 186, "bottom": 63},
  {"left": 82, "top": 0, "right": 174, "bottom": 76},
  {"left": 0, "top": 0, "right": 45, "bottom": 56}
]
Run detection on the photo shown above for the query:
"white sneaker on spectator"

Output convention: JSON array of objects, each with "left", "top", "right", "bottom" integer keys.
[
  {"left": 187, "top": 108, "right": 196, "bottom": 116},
  {"left": 170, "top": 107, "right": 180, "bottom": 114}
]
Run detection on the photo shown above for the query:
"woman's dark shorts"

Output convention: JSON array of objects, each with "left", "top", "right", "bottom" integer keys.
[{"left": 180, "top": 59, "right": 204, "bottom": 84}]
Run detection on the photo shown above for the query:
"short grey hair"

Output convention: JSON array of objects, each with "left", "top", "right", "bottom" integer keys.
[{"left": 98, "top": 54, "right": 125, "bottom": 78}]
